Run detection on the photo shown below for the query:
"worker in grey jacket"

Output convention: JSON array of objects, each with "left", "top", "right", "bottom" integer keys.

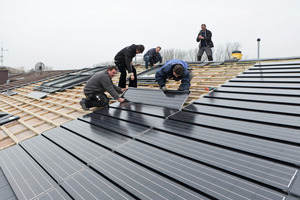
[{"left": 80, "top": 65, "right": 126, "bottom": 111}]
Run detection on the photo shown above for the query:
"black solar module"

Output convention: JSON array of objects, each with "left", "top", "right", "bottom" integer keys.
[
  {"left": 193, "top": 97, "right": 300, "bottom": 116},
  {"left": 77, "top": 113, "right": 150, "bottom": 137},
  {"left": 0, "top": 145, "right": 71, "bottom": 200},
  {"left": 222, "top": 81, "right": 300, "bottom": 89},
  {"left": 230, "top": 77, "right": 300, "bottom": 83},
  {"left": 94, "top": 107, "right": 166, "bottom": 127},
  {"left": 237, "top": 73, "right": 300, "bottom": 78},
  {"left": 0, "top": 167, "right": 17, "bottom": 200},
  {"left": 122, "top": 88, "right": 190, "bottom": 109},
  {"left": 19, "top": 135, "right": 135, "bottom": 199},
  {"left": 0, "top": 113, "right": 19, "bottom": 125},
  {"left": 205, "top": 92, "right": 300, "bottom": 105},
  {"left": 155, "top": 118, "right": 300, "bottom": 165},
  {"left": 109, "top": 102, "right": 178, "bottom": 118}
]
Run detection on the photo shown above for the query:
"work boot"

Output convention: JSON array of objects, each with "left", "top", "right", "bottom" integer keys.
[{"left": 80, "top": 99, "right": 90, "bottom": 111}]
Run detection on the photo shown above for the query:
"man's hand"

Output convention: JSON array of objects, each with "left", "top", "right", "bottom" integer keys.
[
  {"left": 118, "top": 97, "right": 125, "bottom": 103},
  {"left": 121, "top": 88, "right": 127, "bottom": 92},
  {"left": 127, "top": 72, "right": 134, "bottom": 80}
]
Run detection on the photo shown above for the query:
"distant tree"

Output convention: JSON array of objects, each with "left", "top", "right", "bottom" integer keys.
[
  {"left": 160, "top": 42, "right": 242, "bottom": 62},
  {"left": 214, "top": 42, "right": 242, "bottom": 61}
]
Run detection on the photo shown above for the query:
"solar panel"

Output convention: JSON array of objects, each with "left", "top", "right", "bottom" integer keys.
[
  {"left": 19, "top": 135, "right": 135, "bottom": 199},
  {"left": 42, "top": 127, "right": 111, "bottom": 164},
  {"left": 0, "top": 145, "right": 70, "bottom": 200},
  {"left": 77, "top": 113, "right": 150, "bottom": 138},
  {"left": 0, "top": 167, "right": 17, "bottom": 200},
  {"left": 193, "top": 97, "right": 300, "bottom": 116},
  {"left": 0, "top": 114, "right": 19, "bottom": 126},
  {"left": 94, "top": 107, "right": 166, "bottom": 127},
  {"left": 109, "top": 102, "right": 178, "bottom": 118},
  {"left": 26, "top": 91, "right": 49, "bottom": 99},
  {"left": 290, "top": 174, "right": 300, "bottom": 197},
  {"left": 244, "top": 68, "right": 300, "bottom": 73},
  {"left": 61, "top": 119, "right": 132, "bottom": 149},
  {"left": 183, "top": 103, "right": 300, "bottom": 128},
  {"left": 20, "top": 136, "right": 86, "bottom": 182},
  {"left": 237, "top": 73, "right": 300, "bottom": 78},
  {"left": 60, "top": 168, "right": 134, "bottom": 200},
  {"left": 121, "top": 88, "right": 190, "bottom": 109},
  {"left": 116, "top": 140, "right": 285, "bottom": 200},
  {"left": 90, "top": 153, "right": 208, "bottom": 199},
  {"left": 136, "top": 129, "right": 297, "bottom": 191},
  {"left": 155, "top": 118, "right": 300, "bottom": 166},
  {"left": 205, "top": 92, "right": 300, "bottom": 105},
  {"left": 222, "top": 81, "right": 300, "bottom": 89},
  {"left": 214, "top": 87, "right": 300, "bottom": 96},
  {"left": 230, "top": 77, "right": 300, "bottom": 83}
]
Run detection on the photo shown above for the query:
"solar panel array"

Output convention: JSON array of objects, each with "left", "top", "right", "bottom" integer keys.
[
  {"left": 0, "top": 62, "right": 300, "bottom": 199},
  {"left": 34, "top": 66, "right": 108, "bottom": 93}
]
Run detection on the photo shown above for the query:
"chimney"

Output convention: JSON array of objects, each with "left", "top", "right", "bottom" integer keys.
[{"left": 0, "top": 67, "right": 8, "bottom": 84}]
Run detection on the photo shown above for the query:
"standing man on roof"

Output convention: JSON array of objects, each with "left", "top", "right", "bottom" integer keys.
[
  {"left": 155, "top": 59, "right": 192, "bottom": 92},
  {"left": 80, "top": 65, "right": 126, "bottom": 111},
  {"left": 196, "top": 24, "right": 214, "bottom": 61},
  {"left": 143, "top": 46, "right": 163, "bottom": 69},
  {"left": 114, "top": 44, "right": 145, "bottom": 88}
]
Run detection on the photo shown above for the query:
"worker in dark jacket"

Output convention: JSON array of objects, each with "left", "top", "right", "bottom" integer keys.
[
  {"left": 155, "top": 59, "right": 192, "bottom": 91},
  {"left": 143, "top": 46, "right": 162, "bottom": 69},
  {"left": 114, "top": 44, "right": 145, "bottom": 88},
  {"left": 196, "top": 24, "right": 214, "bottom": 61},
  {"left": 80, "top": 65, "right": 126, "bottom": 111}
]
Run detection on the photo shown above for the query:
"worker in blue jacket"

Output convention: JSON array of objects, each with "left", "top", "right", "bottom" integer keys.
[{"left": 155, "top": 59, "right": 192, "bottom": 91}]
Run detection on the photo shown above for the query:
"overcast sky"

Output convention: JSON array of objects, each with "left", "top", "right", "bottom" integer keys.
[{"left": 1, "top": 0, "right": 300, "bottom": 70}]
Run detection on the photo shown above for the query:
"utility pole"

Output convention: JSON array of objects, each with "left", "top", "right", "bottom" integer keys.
[
  {"left": 257, "top": 38, "right": 261, "bottom": 59},
  {"left": 0, "top": 43, "right": 8, "bottom": 67}
]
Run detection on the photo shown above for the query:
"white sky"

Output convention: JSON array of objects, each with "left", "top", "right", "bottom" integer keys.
[{"left": 1, "top": 0, "right": 300, "bottom": 70}]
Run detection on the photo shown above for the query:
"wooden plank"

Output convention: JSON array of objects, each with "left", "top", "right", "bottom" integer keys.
[{"left": 1, "top": 126, "right": 20, "bottom": 143}]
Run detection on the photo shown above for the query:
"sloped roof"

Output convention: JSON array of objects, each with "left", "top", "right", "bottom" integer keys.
[
  {"left": 1, "top": 59, "right": 300, "bottom": 199},
  {"left": 0, "top": 70, "right": 75, "bottom": 92}
]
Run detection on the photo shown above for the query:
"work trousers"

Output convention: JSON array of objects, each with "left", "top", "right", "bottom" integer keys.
[
  {"left": 116, "top": 62, "right": 137, "bottom": 88},
  {"left": 84, "top": 92, "right": 109, "bottom": 108}
]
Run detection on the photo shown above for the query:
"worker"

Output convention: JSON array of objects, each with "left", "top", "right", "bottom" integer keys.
[
  {"left": 143, "top": 46, "right": 162, "bottom": 69},
  {"left": 80, "top": 65, "right": 126, "bottom": 111},
  {"left": 155, "top": 59, "right": 192, "bottom": 92},
  {"left": 196, "top": 24, "right": 214, "bottom": 61},
  {"left": 114, "top": 44, "right": 145, "bottom": 88}
]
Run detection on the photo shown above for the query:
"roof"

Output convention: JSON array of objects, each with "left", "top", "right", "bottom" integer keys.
[
  {"left": 1, "top": 59, "right": 300, "bottom": 199},
  {"left": 0, "top": 70, "right": 75, "bottom": 92}
]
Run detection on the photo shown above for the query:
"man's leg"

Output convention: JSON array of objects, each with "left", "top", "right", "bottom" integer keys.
[
  {"left": 128, "top": 67, "right": 137, "bottom": 88},
  {"left": 116, "top": 63, "right": 127, "bottom": 88},
  {"left": 144, "top": 56, "right": 150, "bottom": 69},
  {"left": 197, "top": 47, "right": 204, "bottom": 61},
  {"left": 205, "top": 47, "right": 213, "bottom": 61},
  {"left": 85, "top": 92, "right": 109, "bottom": 108}
]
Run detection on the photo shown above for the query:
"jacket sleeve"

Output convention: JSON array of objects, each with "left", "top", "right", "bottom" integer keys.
[
  {"left": 155, "top": 64, "right": 170, "bottom": 87},
  {"left": 180, "top": 72, "right": 191, "bottom": 91},
  {"left": 113, "top": 85, "right": 122, "bottom": 94},
  {"left": 101, "top": 75, "right": 120, "bottom": 100},
  {"left": 196, "top": 32, "right": 201, "bottom": 42}
]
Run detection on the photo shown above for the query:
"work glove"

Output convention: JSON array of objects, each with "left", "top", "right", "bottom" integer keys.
[{"left": 161, "top": 86, "right": 167, "bottom": 92}]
